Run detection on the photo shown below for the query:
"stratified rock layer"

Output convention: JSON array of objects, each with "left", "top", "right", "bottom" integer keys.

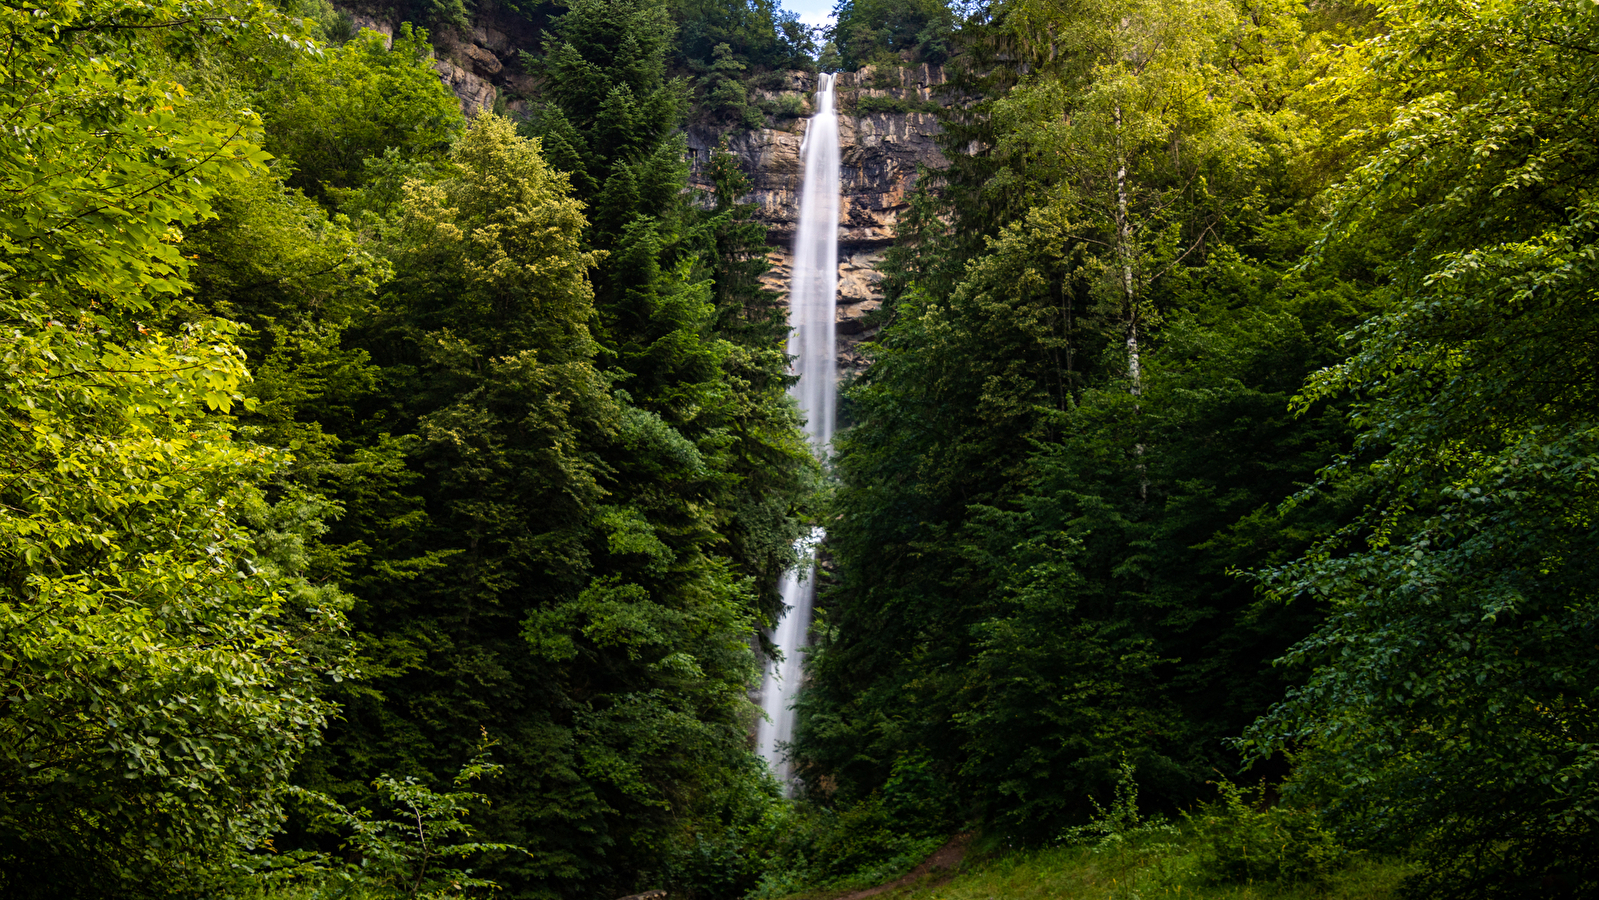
[{"left": 688, "top": 65, "right": 950, "bottom": 372}]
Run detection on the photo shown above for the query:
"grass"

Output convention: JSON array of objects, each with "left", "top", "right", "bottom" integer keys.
[{"left": 800, "top": 833, "right": 1417, "bottom": 900}]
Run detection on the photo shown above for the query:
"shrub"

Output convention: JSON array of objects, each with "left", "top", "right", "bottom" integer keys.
[
  {"left": 255, "top": 743, "right": 523, "bottom": 899},
  {"left": 750, "top": 795, "right": 945, "bottom": 898},
  {"left": 1189, "top": 779, "right": 1344, "bottom": 886},
  {"left": 1058, "top": 757, "right": 1178, "bottom": 854},
  {"left": 761, "top": 94, "right": 808, "bottom": 119}
]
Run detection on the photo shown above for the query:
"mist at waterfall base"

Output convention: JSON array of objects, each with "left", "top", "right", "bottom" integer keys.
[{"left": 755, "top": 73, "right": 840, "bottom": 789}]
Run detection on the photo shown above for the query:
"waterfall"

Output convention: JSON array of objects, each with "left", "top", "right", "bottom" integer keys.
[{"left": 756, "top": 72, "right": 840, "bottom": 787}]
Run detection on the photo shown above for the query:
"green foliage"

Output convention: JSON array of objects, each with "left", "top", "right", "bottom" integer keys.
[
  {"left": 816, "top": 41, "right": 842, "bottom": 73},
  {"left": 269, "top": 742, "right": 523, "bottom": 900},
  {"left": 0, "top": 0, "right": 804, "bottom": 895},
  {"left": 296, "top": 92, "right": 810, "bottom": 897},
  {"left": 36, "top": 0, "right": 1599, "bottom": 896},
  {"left": 830, "top": 0, "right": 957, "bottom": 69},
  {"left": 302, "top": 114, "right": 652, "bottom": 895},
  {"left": 699, "top": 42, "right": 765, "bottom": 129},
  {"left": 1244, "top": 2, "right": 1599, "bottom": 896},
  {"left": 672, "top": 0, "right": 816, "bottom": 71},
  {"left": 0, "top": 0, "right": 352, "bottom": 894},
  {"left": 656, "top": 753, "right": 788, "bottom": 900},
  {"left": 1188, "top": 781, "right": 1343, "bottom": 887},
  {"left": 180, "top": 162, "right": 391, "bottom": 485},
  {"left": 259, "top": 24, "right": 462, "bottom": 202},
  {"left": 743, "top": 755, "right": 957, "bottom": 897},
  {"left": 806, "top": 834, "right": 1413, "bottom": 900},
  {"left": 757, "top": 766, "right": 1346, "bottom": 900},
  {"left": 759, "top": 93, "right": 808, "bottom": 119},
  {"left": 529, "top": 0, "right": 682, "bottom": 166},
  {"left": 526, "top": 0, "right": 814, "bottom": 622},
  {"left": 1059, "top": 758, "right": 1177, "bottom": 852},
  {"left": 750, "top": 797, "right": 946, "bottom": 899},
  {"left": 1049, "top": 762, "right": 1342, "bottom": 894},
  {"left": 794, "top": 0, "right": 1380, "bottom": 848}
]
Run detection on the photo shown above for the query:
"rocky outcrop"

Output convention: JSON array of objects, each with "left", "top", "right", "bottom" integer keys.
[
  {"left": 432, "top": 58, "right": 497, "bottom": 115},
  {"left": 687, "top": 65, "right": 952, "bottom": 372},
  {"left": 348, "top": 12, "right": 393, "bottom": 45},
  {"left": 335, "top": 3, "right": 537, "bottom": 116},
  {"left": 461, "top": 42, "right": 503, "bottom": 77}
]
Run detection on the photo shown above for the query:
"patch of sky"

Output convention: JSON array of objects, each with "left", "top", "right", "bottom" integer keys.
[{"left": 783, "top": 0, "right": 836, "bottom": 30}]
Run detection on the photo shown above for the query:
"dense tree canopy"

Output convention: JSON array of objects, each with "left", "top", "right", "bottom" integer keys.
[
  {"left": 1245, "top": 1, "right": 1599, "bottom": 895},
  {"left": 791, "top": 0, "right": 1599, "bottom": 898},
  {"left": 0, "top": 0, "right": 351, "bottom": 895},
  {"left": 2, "top": 0, "right": 812, "bottom": 895},
  {"left": 673, "top": 0, "right": 816, "bottom": 71},
  {"left": 795, "top": 0, "right": 1382, "bottom": 840},
  {"left": 830, "top": 0, "right": 957, "bottom": 69}
]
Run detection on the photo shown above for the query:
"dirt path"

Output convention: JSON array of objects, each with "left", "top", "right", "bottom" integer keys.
[{"left": 833, "top": 832, "right": 974, "bottom": 900}]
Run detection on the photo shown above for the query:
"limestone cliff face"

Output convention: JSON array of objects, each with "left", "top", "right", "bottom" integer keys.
[{"left": 687, "top": 65, "right": 950, "bottom": 371}]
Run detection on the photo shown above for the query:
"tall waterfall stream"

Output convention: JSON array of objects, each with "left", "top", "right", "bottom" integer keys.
[{"left": 755, "top": 72, "right": 840, "bottom": 787}]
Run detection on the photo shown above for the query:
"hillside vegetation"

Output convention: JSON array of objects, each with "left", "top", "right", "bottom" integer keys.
[{"left": 2, "top": 0, "right": 1598, "bottom": 898}]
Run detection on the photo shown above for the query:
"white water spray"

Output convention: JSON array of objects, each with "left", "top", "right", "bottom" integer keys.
[{"left": 756, "top": 72, "right": 840, "bottom": 787}]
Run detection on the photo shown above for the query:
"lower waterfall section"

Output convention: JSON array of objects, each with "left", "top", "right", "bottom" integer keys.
[
  {"left": 756, "top": 72, "right": 841, "bottom": 788},
  {"left": 755, "top": 527, "right": 823, "bottom": 784}
]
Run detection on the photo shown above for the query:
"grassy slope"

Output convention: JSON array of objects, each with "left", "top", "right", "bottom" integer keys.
[{"left": 797, "top": 836, "right": 1417, "bottom": 900}]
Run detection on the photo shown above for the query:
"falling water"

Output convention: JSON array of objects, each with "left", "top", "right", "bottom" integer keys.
[{"left": 756, "top": 72, "right": 840, "bottom": 787}]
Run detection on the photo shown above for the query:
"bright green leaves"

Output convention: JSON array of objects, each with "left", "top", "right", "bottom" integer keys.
[
  {"left": 396, "top": 114, "right": 601, "bottom": 360},
  {"left": 0, "top": 2, "right": 350, "bottom": 893},
  {"left": 259, "top": 23, "right": 462, "bottom": 202},
  {"left": 3, "top": 0, "right": 809, "bottom": 895},
  {"left": 1246, "top": 1, "right": 1599, "bottom": 894},
  {"left": 0, "top": 2, "right": 273, "bottom": 320}
]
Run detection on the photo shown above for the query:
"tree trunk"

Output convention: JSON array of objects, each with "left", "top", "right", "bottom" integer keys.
[{"left": 1115, "top": 102, "right": 1147, "bottom": 501}]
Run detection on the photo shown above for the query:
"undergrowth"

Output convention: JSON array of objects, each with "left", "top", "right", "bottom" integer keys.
[{"left": 769, "top": 761, "right": 1415, "bottom": 900}]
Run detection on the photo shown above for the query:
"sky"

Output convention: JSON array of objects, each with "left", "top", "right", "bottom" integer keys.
[{"left": 783, "top": 0, "right": 837, "bottom": 29}]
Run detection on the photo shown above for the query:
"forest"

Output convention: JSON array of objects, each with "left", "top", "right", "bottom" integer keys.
[{"left": 1, "top": 0, "right": 1595, "bottom": 898}]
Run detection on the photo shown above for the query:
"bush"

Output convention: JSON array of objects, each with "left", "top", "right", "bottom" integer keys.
[
  {"left": 1058, "top": 757, "right": 1178, "bottom": 855},
  {"left": 750, "top": 795, "right": 945, "bottom": 898},
  {"left": 761, "top": 94, "right": 808, "bottom": 119},
  {"left": 254, "top": 743, "right": 523, "bottom": 899},
  {"left": 881, "top": 751, "right": 960, "bottom": 836},
  {"left": 1189, "top": 780, "right": 1344, "bottom": 886},
  {"left": 659, "top": 757, "right": 787, "bottom": 900}
]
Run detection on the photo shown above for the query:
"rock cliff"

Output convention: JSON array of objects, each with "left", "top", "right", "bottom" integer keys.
[{"left": 687, "top": 66, "right": 950, "bottom": 371}]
